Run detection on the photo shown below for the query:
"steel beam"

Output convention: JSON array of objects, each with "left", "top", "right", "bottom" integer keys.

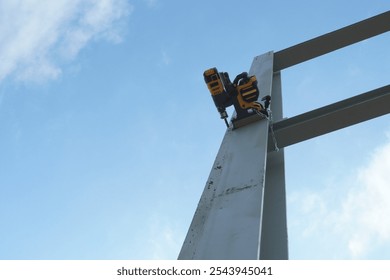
[
  {"left": 269, "top": 85, "right": 390, "bottom": 150},
  {"left": 260, "top": 71, "right": 288, "bottom": 260},
  {"left": 178, "top": 52, "right": 274, "bottom": 259},
  {"left": 274, "top": 10, "right": 390, "bottom": 71},
  {"left": 180, "top": 11, "right": 389, "bottom": 261}
]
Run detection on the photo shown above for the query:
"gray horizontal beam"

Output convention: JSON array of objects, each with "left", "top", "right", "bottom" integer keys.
[
  {"left": 274, "top": 11, "right": 390, "bottom": 71},
  {"left": 269, "top": 85, "right": 390, "bottom": 150}
]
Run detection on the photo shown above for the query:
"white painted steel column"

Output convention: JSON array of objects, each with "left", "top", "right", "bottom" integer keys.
[{"left": 178, "top": 52, "right": 274, "bottom": 259}]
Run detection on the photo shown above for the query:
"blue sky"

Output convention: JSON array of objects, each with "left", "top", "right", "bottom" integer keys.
[{"left": 0, "top": 0, "right": 389, "bottom": 260}]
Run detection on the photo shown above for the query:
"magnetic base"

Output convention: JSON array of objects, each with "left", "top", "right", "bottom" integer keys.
[{"left": 232, "top": 113, "right": 266, "bottom": 129}]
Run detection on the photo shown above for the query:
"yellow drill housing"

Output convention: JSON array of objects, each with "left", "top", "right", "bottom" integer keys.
[
  {"left": 204, "top": 67, "right": 268, "bottom": 129},
  {"left": 236, "top": 75, "right": 263, "bottom": 111},
  {"left": 204, "top": 68, "right": 224, "bottom": 96}
]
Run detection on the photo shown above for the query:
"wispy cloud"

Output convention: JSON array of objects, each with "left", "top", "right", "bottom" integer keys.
[
  {"left": 161, "top": 50, "right": 171, "bottom": 66},
  {"left": 290, "top": 133, "right": 390, "bottom": 259},
  {"left": 143, "top": 0, "right": 159, "bottom": 9},
  {"left": 340, "top": 136, "right": 390, "bottom": 258},
  {"left": 147, "top": 215, "right": 183, "bottom": 259},
  {"left": 0, "top": 0, "right": 133, "bottom": 83}
]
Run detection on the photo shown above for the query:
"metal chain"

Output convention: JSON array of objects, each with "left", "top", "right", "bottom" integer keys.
[
  {"left": 269, "top": 110, "right": 280, "bottom": 152},
  {"left": 258, "top": 109, "right": 279, "bottom": 152}
]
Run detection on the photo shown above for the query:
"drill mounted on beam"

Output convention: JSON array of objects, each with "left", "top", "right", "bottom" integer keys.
[{"left": 203, "top": 67, "right": 271, "bottom": 129}]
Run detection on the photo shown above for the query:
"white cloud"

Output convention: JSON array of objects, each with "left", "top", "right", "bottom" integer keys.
[
  {"left": 143, "top": 0, "right": 159, "bottom": 8},
  {"left": 290, "top": 134, "right": 390, "bottom": 259},
  {"left": 339, "top": 138, "right": 390, "bottom": 258},
  {"left": 147, "top": 216, "right": 183, "bottom": 259},
  {"left": 161, "top": 50, "right": 171, "bottom": 66},
  {"left": 0, "top": 0, "right": 132, "bottom": 83}
]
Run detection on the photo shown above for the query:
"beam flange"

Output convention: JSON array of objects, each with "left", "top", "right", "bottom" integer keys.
[
  {"left": 269, "top": 85, "right": 390, "bottom": 150},
  {"left": 260, "top": 72, "right": 288, "bottom": 260},
  {"left": 274, "top": 11, "right": 390, "bottom": 71}
]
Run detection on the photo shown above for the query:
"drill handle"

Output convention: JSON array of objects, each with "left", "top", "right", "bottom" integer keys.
[{"left": 233, "top": 72, "right": 249, "bottom": 86}]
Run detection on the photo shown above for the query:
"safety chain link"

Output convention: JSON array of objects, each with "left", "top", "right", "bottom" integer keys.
[{"left": 256, "top": 109, "right": 279, "bottom": 152}]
